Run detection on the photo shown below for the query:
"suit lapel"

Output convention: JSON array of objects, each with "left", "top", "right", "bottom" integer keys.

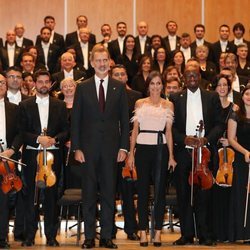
[
  {"left": 105, "top": 77, "right": 116, "bottom": 114},
  {"left": 200, "top": 89, "right": 208, "bottom": 126},
  {"left": 5, "top": 102, "right": 12, "bottom": 146},
  {"left": 180, "top": 90, "right": 187, "bottom": 126},
  {"left": 31, "top": 98, "right": 42, "bottom": 133}
]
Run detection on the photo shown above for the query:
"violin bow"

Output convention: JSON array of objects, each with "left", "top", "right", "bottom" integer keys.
[{"left": 244, "top": 163, "right": 250, "bottom": 228}]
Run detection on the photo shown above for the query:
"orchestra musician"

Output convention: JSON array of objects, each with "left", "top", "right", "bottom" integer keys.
[
  {"left": 0, "top": 74, "right": 22, "bottom": 249},
  {"left": 19, "top": 70, "right": 69, "bottom": 247},
  {"left": 169, "top": 65, "right": 224, "bottom": 246}
]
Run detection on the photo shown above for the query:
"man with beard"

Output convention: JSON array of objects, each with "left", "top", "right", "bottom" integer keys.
[
  {"left": 19, "top": 70, "right": 69, "bottom": 247},
  {"left": 71, "top": 44, "right": 129, "bottom": 249}
]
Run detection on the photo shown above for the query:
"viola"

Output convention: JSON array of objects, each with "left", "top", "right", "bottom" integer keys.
[
  {"left": 122, "top": 162, "right": 137, "bottom": 182},
  {"left": 35, "top": 128, "right": 56, "bottom": 189},
  {"left": 215, "top": 134, "right": 234, "bottom": 187},
  {"left": 188, "top": 120, "right": 214, "bottom": 190},
  {"left": 0, "top": 141, "right": 22, "bottom": 194}
]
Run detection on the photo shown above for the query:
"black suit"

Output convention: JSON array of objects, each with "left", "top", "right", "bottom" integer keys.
[
  {"left": 36, "top": 43, "right": 61, "bottom": 74},
  {"left": 36, "top": 32, "right": 65, "bottom": 54},
  {"left": 108, "top": 39, "right": 123, "bottom": 63},
  {"left": 211, "top": 41, "right": 237, "bottom": 69},
  {"left": 0, "top": 45, "right": 23, "bottom": 71},
  {"left": 169, "top": 88, "right": 223, "bottom": 240},
  {"left": 19, "top": 96, "right": 69, "bottom": 242},
  {"left": 0, "top": 101, "right": 22, "bottom": 242},
  {"left": 14, "top": 37, "right": 34, "bottom": 50},
  {"left": 71, "top": 76, "right": 129, "bottom": 239},
  {"left": 163, "top": 35, "right": 181, "bottom": 57},
  {"left": 134, "top": 36, "right": 151, "bottom": 56},
  {"left": 51, "top": 69, "right": 86, "bottom": 92},
  {"left": 0, "top": 38, "right": 3, "bottom": 48},
  {"left": 65, "top": 31, "right": 96, "bottom": 48},
  {"left": 74, "top": 42, "right": 95, "bottom": 78}
]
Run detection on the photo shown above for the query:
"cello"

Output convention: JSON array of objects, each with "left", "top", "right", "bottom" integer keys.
[
  {"left": 35, "top": 128, "right": 56, "bottom": 189},
  {"left": 0, "top": 140, "right": 23, "bottom": 194},
  {"left": 215, "top": 132, "right": 234, "bottom": 187},
  {"left": 188, "top": 120, "right": 214, "bottom": 190}
]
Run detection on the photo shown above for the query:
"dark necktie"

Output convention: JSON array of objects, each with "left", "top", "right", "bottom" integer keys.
[{"left": 99, "top": 79, "right": 105, "bottom": 112}]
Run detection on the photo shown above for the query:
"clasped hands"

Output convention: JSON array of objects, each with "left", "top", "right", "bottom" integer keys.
[
  {"left": 184, "top": 136, "right": 208, "bottom": 148},
  {"left": 38, "top": 135, "right": 56, "bottom": 148}
]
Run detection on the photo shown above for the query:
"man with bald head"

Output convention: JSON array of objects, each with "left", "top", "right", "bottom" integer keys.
[
  {"left": 51, "top": 52, "right": 86, "bottom": 93},
  {"left": 0, "top": 30, "right": 23, "bottom": 71},
  {"left": 14, "top": 23, "right": 33, "bottom": 49},
  {"left": 135, "top": 21, "right": 151, "bottom": 56}
]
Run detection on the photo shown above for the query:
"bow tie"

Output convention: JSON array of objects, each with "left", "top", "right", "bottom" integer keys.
[{"left": 36, "top": 97, "right": 49, "bottom": 105}]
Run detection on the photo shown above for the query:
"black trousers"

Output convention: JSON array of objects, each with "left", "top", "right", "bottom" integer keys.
[
  {"left": 22, "top": 149, "right": 62, "bottom": 241},
  {"left": 117, "top": 162, "right": 138, "bottom": 235},
  {"left": 174, "top": 148, "right": 213, "bottom": 240},
  {"left": 135, "top": 144, "right": 168, "bottom": 230},
  {"left": 0, "top": 188, "right": 9, "bottom": 241}
]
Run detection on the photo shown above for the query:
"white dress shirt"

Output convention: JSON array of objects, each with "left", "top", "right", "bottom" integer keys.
[
  {"left": 220, "top": 40, "right": 228, "bottom": 52},
  {"left": 0, "top": 99, "right": 7, "bottom": 150},
  {"left": 139, "top": 36, "right": 146, "bottom": 54},
  {"left": 7, "top": 90, "right": 22, "bottom": 105},
  {"left": 180, "top": 46, "right": 191, "bottom": 63},
  {"left": 80, "top": 42, "right": 89, "bottom": 70},
  {"left": 49, "top": 30, "right": 55, "bottom": 44},
  {"left": 7, "top": 44, "right": 15, "bottom": 67},
  {"left": 186, "top": 88, "right": 204, "bottom": 137},
  {"left": 16, "top": 37, "right": 24, "bottom": 47},
  {"left": 118, "top": 36, "right": 125, "bottom": 54},
  {"left": 168, "top": 35, "right": 177, "bottom": 51},
  {"left": 231, "top": 74, "right": 240, "bottom": 92},
  {"left": 95, "top": 75, "right": 108, "bottom": 100},
  {"left": 36, "top": 95, "right": 49, "bottom": 132},
  {"left": 234, "top": 38, "right": 243, "bottom": 46},
  {"left": 41, "top": 42, "right": 50, "bottom": 69},
  {"left": 196, "top": 38, "right": 204, "bottom": 46},
  {"left": 64, "top": 69, "right": 74, "bottom": 79}
]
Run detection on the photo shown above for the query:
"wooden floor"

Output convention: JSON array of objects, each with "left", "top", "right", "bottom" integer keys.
[{"left": 7, "top": 220, "right": 250, "bottom": 250}]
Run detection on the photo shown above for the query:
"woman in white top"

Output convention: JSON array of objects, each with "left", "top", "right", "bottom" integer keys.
[{"left": 128, "top": 71, "right": 176, "bottom": 247}]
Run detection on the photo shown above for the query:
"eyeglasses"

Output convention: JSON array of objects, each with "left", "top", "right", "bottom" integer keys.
[{"left": 7, "top": 75, "right": 22, "bottom": 80}]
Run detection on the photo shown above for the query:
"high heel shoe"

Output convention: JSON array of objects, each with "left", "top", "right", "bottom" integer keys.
[
  {"left": 139, "top": 231, "right": 148, "bottom": 247},
  {"left": 153, "top": 230, "right": 162, "bottom": 247}
]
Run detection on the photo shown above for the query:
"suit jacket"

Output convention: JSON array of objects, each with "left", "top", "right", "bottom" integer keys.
[
  {"left": 5, "top": 92, "right": 30, "bottom": 104},
  {"left": 65, "top": 31, "right": 96, "bottom": 48},
  {"left": 0, "top": 45, "right": 23, "bottom": 71},
  {"left": 19, "top": 96, "right": 69, "bottom": 148},
  {"left": 36, "top": 43, "right": 61, "bottom": 74},
  {"left": 134, "top": 36, "right": 151, "bottom": 56},
  {"left": 74, "top": 42, "right": 95, "bottom": 78},
  {"left": 108, "top": 39, "right": 122, "bottom": 63},
  {"left": 10, "top": 37, "right": 33, "bottom": 50},
  {"left": 211, "top": 41, "right": 237, "bottom": 69},
  {"left": 0, "top": 38, "right": 3, "bottom": 48},
  {"left": 36, "top": 32, "right": 65, "bottom": 54},
  {"left": 71, "top": 76, "right": 129, "bottom": 157},
  {"left": 163, "top": 35, "right": 181, "bottom": 56},
  {"left": 51, "top": 69, "right": 87, "bottom": 92},
  {"left": 169, "top": 88, "right": 224, "bottom": 149},
  {"left": 4, "top": 101, "right": 22, "bottom": 152}
]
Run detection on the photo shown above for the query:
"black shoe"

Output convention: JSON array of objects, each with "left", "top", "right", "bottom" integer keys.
[
  {"left": 99, "top": 239, "right": 117, "bottom": 249},
  {"left": 244, "top": 240, "right": 250, "bottom": 244},
  {"left": 14, "top": 234, "right": 25, "bottom": 242},
  {"left": 21, "top": 239, "right": 34, "bottom": 247},
  {"left": 153, "top": 242, "right": 162, "bottom": 247},
  {"left": 139, "top": 241, "right": 148, "bottom": 247},
  {"left": 0, "top": 241, "right": 10, "bottom": 249},
  {"left": 47, "top": 238, "right": 59, "bottom": 247},
  {"left": 173, "top": 236, "right": 193, "bottom": 245},
  {"left": 81, "top": 239, "right": 95, "bottom": 249},
  {"left": 199, "top": 238, "right": 216, "bottom": 246},
  {"left": 127, "top": 233, "right": 140, "bottom": 241}
]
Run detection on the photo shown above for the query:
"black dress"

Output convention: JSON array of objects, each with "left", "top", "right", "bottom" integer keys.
[
  {"left": 212, "top": 103, "right": 233, "bottom": 242},
  {"left": 228, "top": 111, "right": 250, "bottom": 241}
]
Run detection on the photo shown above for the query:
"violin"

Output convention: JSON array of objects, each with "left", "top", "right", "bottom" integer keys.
[
  {"left": 122, "top": 161, "right": 137, "bottom": 182},
  {"left": 188, "top": 120, "right": 214, "bottom": 190},
  {"left": 35, "top": 128, "right": 56, "bottom": 189},
  {"left": 0, "top": 140, "right": 22, "bottom": 194},
  {"left": 215, "top": 132, "right": 234, "bottom": 187}
]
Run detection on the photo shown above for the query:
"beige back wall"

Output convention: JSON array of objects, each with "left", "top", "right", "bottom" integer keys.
[{"left": 0, "top": 0, "right": 249, "bottom": 44}]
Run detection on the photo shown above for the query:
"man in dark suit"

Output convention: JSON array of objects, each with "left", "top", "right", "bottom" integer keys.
[
  {"left": 190, "top": 24, "right": 212, "bottom": 61},
  {"left": 71, "top": 44, "right": 129, "bottom": 249},
  {"left": 111, "top": 64, "right": 141, "bottom": 241},
  {"left": 108, "top": 21, "right": 127, "bottom": 63},
  {"left": 14, "top": 24, "right": 34, "bottom": 49},
  {"left": 36, "top": 27, "right": 61, "bottom": 74},
  {"left": 99, "top": 24, "right": 112, "bottom": 48},
  {"left": 0, "top": 30, "right": 23, "bottom": 71},
  {"left": 51, "top": 51, "right": 86, "bottom": 93},
  {"left": 169, "top": 66, "right": 223, "bottom": 246},
  {"left": 0, "top": 73, "right": 23, "bottom": 249},
  {"left": 0, "top": 38, "right": 3, "bottom": 48},
  {"left": 74, "top": 28, "right": 95, "bottom": 78},
  {"left": 35, "top": 16, "right": 65, "bottom": 54},
  {"left": 163, "top": 20, "right": 180, "bottom": 57},
  {"left": 179, "top": 33, "right": 195, "bottom": 63},
  {"left": 19, "top": 70, "right": 69, "bottom": 247},
  {"left": 135, "top": 21, "right": 151, "bottom": 56},
  {"left": 211, "top": 24, "right": 237, "bottom": 70},
  {"left": 65, "top": 15, "right": 96, "bottom": 48}
]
